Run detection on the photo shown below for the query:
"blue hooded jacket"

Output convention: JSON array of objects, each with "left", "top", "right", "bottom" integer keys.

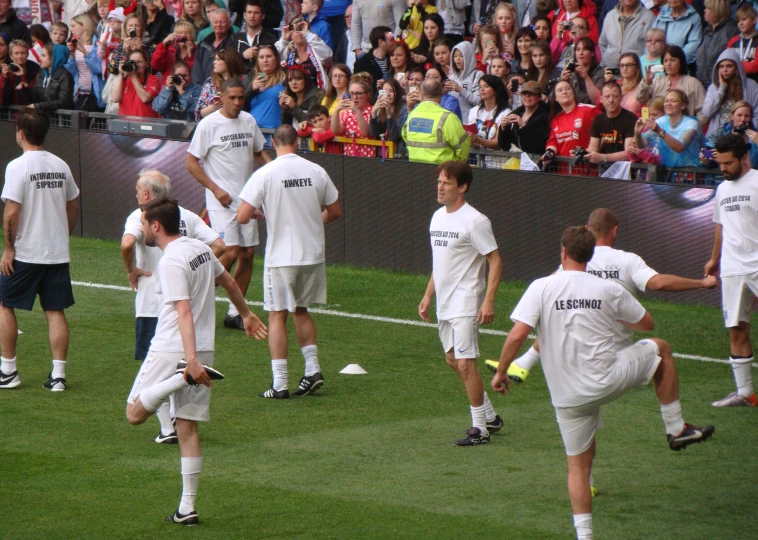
[
  {"left": 305, "top": 12, "right": 333, "bottom": 50},
  {"left": 652, "top": 5, "right": 702, "bottom": 65},
  {"left": 45, "top": 44, "right": 69, "bottom": 78}
]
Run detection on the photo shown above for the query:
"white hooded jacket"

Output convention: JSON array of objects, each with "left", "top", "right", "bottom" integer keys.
[{"left": 449, "top": 41, "right": 483, "bottom": 120}]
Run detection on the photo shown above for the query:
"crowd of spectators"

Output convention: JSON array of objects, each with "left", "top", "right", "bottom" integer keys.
[{"left": 4, "top": 0, "right": 758, "bottom": 173}]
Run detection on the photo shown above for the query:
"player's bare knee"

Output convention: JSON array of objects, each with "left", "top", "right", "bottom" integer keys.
[
  {"left": 237, "top": 247, "right": 254, "bottom": 265},
  {"left": 649, "top": 338, "right": 671, "bottom": 357},
  {"left": 224, "top": 245, "right": 240, "bottom": 261},
  {"left": 125, "top": 405, "right": 146, "bottom": 425}
]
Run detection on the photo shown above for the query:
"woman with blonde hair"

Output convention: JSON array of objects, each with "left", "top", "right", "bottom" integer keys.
[
  {"left": 108, "top": 13, "right": 156, "bottom": 75},
  {"left": 65, "top": 14, "right": 105, "bottom": 110},
  {"left": 244, "top": 43, "right": 287, "bottom": 128},
  {"left": 696, "top": 0, "right": 738, "bottom": 88},
  {"left": 0, "top": 40, "right": 39, "bottom": 106},
  {"left": 179, "top": 0, "right": 210, "bottom": 34},
  {"left": 331, "top": 73, "right": 377, "bottom": 157},
  {"left": 635, "top": 88, "right": 702, "bottom": 167},
  {"left": 493, "top": 2, "right": 517, "bottom": 58},
  {"left": 152, "top": 20, "right": 197, "bottom": 75}
]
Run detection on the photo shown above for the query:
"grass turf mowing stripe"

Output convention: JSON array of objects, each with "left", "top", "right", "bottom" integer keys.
[{"left": 71, "top": 280, "right": 750, "bottom": 368}]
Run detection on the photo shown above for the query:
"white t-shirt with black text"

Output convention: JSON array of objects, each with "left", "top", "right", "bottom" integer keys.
[
  {"left": 1, "top": 150, "right": 79, "bottom": 264},
  {"left": 187, "top": 110, "right": 267, "bottom": 212},
  {"left": 123, "top": 206, "right": 220, "bottom": 318},
  {"left": 149, "top": 236, "right": 225, "bottom": 353},
  {"left": 712, "top": 169, "right": 758, "bottom": 277},
  {"left": 511, "top": 271, "right": 647, "bottom": 408},
  {"left": 238, "top": 153, "right": 339, "bottom": 267},
  {"left": 430, "top": 202, "right": 498, "bottom": 320}
]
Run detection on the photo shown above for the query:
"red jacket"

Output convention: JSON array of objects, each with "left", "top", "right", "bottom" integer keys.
[
  {"left": 727, "top": 35, "right": 758, "bottom": 77},
  {"left": 548, "top": 1, "right": 599, "bottom": 47},
  {"left": 546, "top": 103, "right": 600, "bottom": 157},
  {"left": 297, "top": 125, "right": 342, "bottom": 154},
  {"left": 151, "top": 42, "right": 195, "bottom": 77}
]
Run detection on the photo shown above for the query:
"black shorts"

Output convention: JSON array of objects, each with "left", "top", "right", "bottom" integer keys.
[
  {"left": 0, "top": 260, "right": 75, "bottom": 311},
  {"left": 135, "top": 316, "right": 158, "bottom": 361}
]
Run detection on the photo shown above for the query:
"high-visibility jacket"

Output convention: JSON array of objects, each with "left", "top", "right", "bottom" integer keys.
[{"left": 402, "top": 101, "right": 471, "bottom": 164}]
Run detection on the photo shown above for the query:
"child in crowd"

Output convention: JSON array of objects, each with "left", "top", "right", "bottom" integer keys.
[
  {"left": 628, "top": 96, "right": 664, "bottom": 164},
  {"left": 433, "top": 39, "right": 453, "bottom": 77},
  {"left": 448, "top": 40, "right": 482, "bottom": 119},
  {"left": 95, "top": 0, "right": 111, "bottom": 40},
  {"left": 51, "top": 22, "right": 69, "bottom": 45},
  {"left": 727, "top": 4, "right": 758, "bottom": 83},
  {"left": 301, "top": 0, "right": 332, "bottom": 49},
  {"left": 97, "top": 8, "right": 124, "bottom": 78},
  {"left": 475, "top": 24, "right": 503, "bottom": 73},
  {"left": 640, "top": 28, "right": 666, "bottom": 80},
  {"left": 298, "top": 104, "right": 340, "bottom": 152},
  {"left": 490, "top": 55, "right": 510, "bottom": 85}
]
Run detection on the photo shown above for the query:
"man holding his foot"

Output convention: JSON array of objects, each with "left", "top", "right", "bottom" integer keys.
[
  {"left": 238, "top": 125, "right": 341, "bottom": 399},
  {"left": 492, "top": 226, "right": 714, "bottom": 540},
  {"left": 418, "top": 160, "right": 503, "bottom": 447},
  {"left": 125, "top": 197, "right": 267, "bottom": 526}
]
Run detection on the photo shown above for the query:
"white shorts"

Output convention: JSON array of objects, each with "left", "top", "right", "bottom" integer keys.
[
  {"left": 263, "top": 263, "right": 327, "bottom": 312},
  {"left": 721, "top": 272, "right": 758, "bottom": 328},
  {"left": 555, "top": 339, "right": 661, "bottom": 456},
  {"left": 208, "top": 208, "right": 259, "bottom": 248},
  {"left": 438, "top": 317, "right": 480, "bottom": 359},
  {"left": 127, "top": 350, "right": 214, "bottom": 422}
]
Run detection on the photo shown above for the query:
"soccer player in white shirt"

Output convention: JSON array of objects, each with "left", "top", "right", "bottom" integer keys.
[
  {"left": 125, "top": 197, "right": 267, "bottom": 526},
  {"left": 488, "top": 208, "right": 718, "bottom": 383},
  {"left": 706, "top": 134, "right": 758, "bottom": 407},
  {"left": 0, "top": 109, "right": 79, "bottom": 392},
  {"left": 492, "top": 226, "right": 714, "bottom": 540},
  {"left": 237, "top": 125, "right": 342, "bottom": 398},
  {"left": 186, "top": 78, "right": 272, "bottom": 331},
  {"left": 121, "top": 169, "right": 226, "bottom": 444},
  {"left": 418, "top": 161, "right": 503, "bottom": 446}
]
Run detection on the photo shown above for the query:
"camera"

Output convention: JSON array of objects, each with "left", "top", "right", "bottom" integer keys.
[
  {"left": 122, "top": 60, "right": 136, "bottom": 72},
  {"left": 571, "top": 146, "right": 587, "bottom": 167},
  {"left": 129, "top": 28, "right": 137, "bottom": 39},
  {"left": 176, "top": 35, "right": 187, "bottom": 43},
  {"left": 561, "top": 20, "right": 572, "bottom": 31},
  {"left": 538, "top": 149, "right": 556, "bottom": 171},
  {"left": 650, "top": 64, "right": 665, "bottom": 74},
  {"left": 734, "top": 124, "right": 749, "bottom": 134},
  {"left": 170, "top": 74, "right": 183, "bottom": 85},
  {"left": 68, "top": 36, "right": 78, "bottom": 47},
  {"left": 510, "top": 79, "right": 520, "bottom": 93},
  {"left": 8, "top": 63, "right": 22, "bottom": 74},
  {"left": 609, "top": 67, "right": 620, "bottom": 76},
  {"left": 567, "top": 61, "right": 576, "bottom": 72}
]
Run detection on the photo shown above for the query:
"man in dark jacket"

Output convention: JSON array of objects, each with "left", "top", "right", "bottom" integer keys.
[
  {"left": 228, "top": 0, "right": 283, "bottom": 33},
  {"left": 232, "top": 0, "right": 278, "bottom": 71},
  {"left": 0, "top": 0, "right": 32, "bottom": 46},
  {"left": 352, "top": 25, "right": 392, "bottom": 87},
  {"left": 192, "top": 9, "right": 235, "bottom": 84}
]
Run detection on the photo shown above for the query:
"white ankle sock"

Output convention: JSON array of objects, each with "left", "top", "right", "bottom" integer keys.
[
  {"left": 178, "top": 456, "right": 202, "bottom": 514},
  {"left": 514, "top": 346, "right": 541, "bottom": 371},
  {"left": 52, "top": 360, "right": 66, "bottom": 379},
  {"left": 302, "top": 345, "right": 320, "bottom": 377},
  {"left": 660, "top": 400, "right": 684, "bottom": 436},
  {"left": 1, "top": 356, "right": 17, "bottom": 375},
  {"left": 227, "top": 302, "right": 239, "bottom": 317},
  {"left": 156, "top": 402, "right": 175, "bottom": 436},
  {"left": 573, "top": 513, "right": 593, "bottom": 540},
  {"left": 140, "top": 373, "right": 187, "bottom": 412},
  {"left": 272, "top": 359, "right": 288, "bottom": 391},
  {"left": 731, "top": 356, "right": 754, "bottom": 397},
  {"left": 470, "top": 404, "right": 488, "bottom": 435},
  {"left": 482, "top": 392, "right": 496, "bottom": 422}
]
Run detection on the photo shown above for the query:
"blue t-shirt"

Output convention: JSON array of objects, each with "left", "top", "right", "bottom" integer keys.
[
  {"left": 249, "top": 84, "right": 285, "bottom": 129},
  {"left": 643, "top": 115, "right": 701, "bottom": 167},
  {"left": 322, "top": 0, "right": 352, "bottom": 17}
]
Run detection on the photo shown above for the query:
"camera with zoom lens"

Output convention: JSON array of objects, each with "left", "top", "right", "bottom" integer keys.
[
  {"left": 129, "top": 28, "right": 137, "bottom": 38},
  {"left": 539, "top": 149, "right": 556, "bottom": 171},
  {"left": 122, "top": 60, "right": 136, "bottom": 72},
  {"left": 571, "top": 146, "right": 587, "bottom": 167},
  {"left": 734, "top": 124, "right": 749, "bottom": 134},
  {"left": 170, "top": 74, "right": 183, "bottom": 86}
]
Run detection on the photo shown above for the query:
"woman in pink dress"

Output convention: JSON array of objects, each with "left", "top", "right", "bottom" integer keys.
[{"left": 330, "top": 74, "right": 377, "bottom": 157}]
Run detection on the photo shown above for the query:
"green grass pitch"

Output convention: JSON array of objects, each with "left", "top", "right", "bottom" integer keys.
[{"left": 1, "top": 235, "right": 757, "bottom": 539}]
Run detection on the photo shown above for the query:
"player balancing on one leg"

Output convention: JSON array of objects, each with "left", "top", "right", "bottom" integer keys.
[
  {"left": 418, "top": 161, "right": 504, "bottom": 446},
  {"left": 0, "top": 109, "right": 80, "bottom": 392},
  {"left": 492, "top": 226, "right": 714, "bottom": 540},
  {"left": 486, "top": 207, "right": 718, "bottom": 383},
  {"left": 125, "top": 198, "right": 267, "bottom": 526},
  {"left": 706, "top": 134, "right": 758, "bottom": 407},
  {"left": 237, "top": 125, "right": 342, "bottom": 398},
  {"left": 121, "top": 169, "right": 226, "bottom": 445}
]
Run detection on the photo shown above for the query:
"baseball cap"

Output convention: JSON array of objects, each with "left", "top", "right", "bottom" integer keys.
[{"left": 519, "top": 81, "right": 542, "bottom": 95}]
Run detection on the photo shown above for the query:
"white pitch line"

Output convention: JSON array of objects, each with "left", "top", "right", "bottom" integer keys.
[{"left": 71, "top": 280, "right": 752, "bottom": 367}]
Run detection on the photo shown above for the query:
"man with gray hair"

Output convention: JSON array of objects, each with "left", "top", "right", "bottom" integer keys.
[
  {"left": 121, "top": 168, "right": 225, "bottom": 444},
  {"left": 192, "top": 9, "right": 236, "bottom": 84},
  {"left": 402, "top": 79, "right": 470, "bottom": 164}
]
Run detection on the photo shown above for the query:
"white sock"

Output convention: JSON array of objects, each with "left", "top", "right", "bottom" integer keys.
[
  {"left": 470, "top": 404, "right": 489, "bottom": 436},
  {"left": 140, "top": 373, "right": 187, "bottom": 412},
  {"left": 52, "top": 360, "right": 66, "bottom": 379},
  {"left": 169, "top": 394, "right": 176, "bottom": 418},
  {"left": 514, "top": 346, "right": 541, "bottom": 371},
  {"left": 482, "top": 392, "right": 496, "bottom": 422},
  {"left": 227, "top": 302, "right": 239, "bottom": 317},
  {"left": 573, "top": 513, "right": 593, "bottom": 540},
  {"left": 272, "top": 359, "right": 288, "bottom": 391},
  {"left": 660, "top": 400, "right": 685, "bottom": 436},
  {"left": 1, "top": 356, "right": 17, "bottom": 375},
  {"left": 731, "top": 356, "right": 754, "bottom": 397},
  {"left": 178, "top": 456, "right": 202, "bottom": 515},
  {"left": 156, "top": 401, "right": 175, "bottom": 436},
  {"left": 302, "top": 345, "right": 320, "bottom": 376}
]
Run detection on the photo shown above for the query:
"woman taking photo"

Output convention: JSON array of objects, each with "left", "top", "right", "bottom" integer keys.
[
  {"left": 636, "top": 45, "right": 705, "bottom": 120},
  {"left": 701, "top": 101, "right": 758, "bottom": 167},
  {"left": 151, "top": 20, "right": 196, "bottom": 75},
  {"left": 384, "top": 41, "right": 413, "bottom": 87},
  {"left": 1, "top": 40, "right": 39, "bottom": 106},
  {"left": 511, "top": 26, "right": 536, "bottom": 75},
  {"left": 281, "top": 66, "right": 324, "bottom": 125},
  {"left": 244, "top": 44, "right": 287, "bottom": 129},
  {"left": 279, "top": 18, "right": 327, "bottom": 89},
  {"left": 322, "top": 63, "right": 351, "bottom": 116},
  {"left": 195, "top": 45, "right": 244, "bottom": 120},
  {"left": 112, "top": 48, "right": 161, "bottom": 118},
  {"left": 65, "top": 14, "right": 105, "bottom": 111},
  {"left": 108, "top": 14, "right": 155, "bottom": 76},
  {"left": 561, "top": 36, "right": 603, "bottom": 104},
  {"left": 28, "top": 43, "right": 74, "bottom": 111},
  {"left": 410, "top": 13, "right": 444, "bottom": 66},
  {"left": 370, "top": 77, "right": 408, "bottom": 144},
  {"left": 475, "top": 24, "right": 503, "bottom": 74},
  {"left": 604, "top": 52, "right": 643, "bottom": 116},
  {"left": 331, "top": 74, "right": 377, "bottom": 157},
  {"left": 550, "top": 0, "right": 599, "bottom": 45},
  {"left": 498, "top": 80, "right": 550, "bottom": 153},
  {"left": 635, "top": 88, "right": 701, "bottom": 167},
  {"left": 527, "top": 40, "right": 557, "bottom": 93}
]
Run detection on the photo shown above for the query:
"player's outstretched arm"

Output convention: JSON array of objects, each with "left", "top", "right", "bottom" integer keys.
[
  {"left": 704, "top": 224, "right": 722, "bottom": 277},
  {"left": 646, "top": 273, "right": 718, "bottom": 292},
  {"left": 477, "top": 249, "right": 502, "bottom": 325},
  {"left": 175, "top": 299, "right": 211, "bottom": 386},
  {"left": 1, "top": 201, "right": 20, "bottom": 276},
  {"left": 418, "top": 276, "right": 435, "bottom": 322},
  {"left": 217, "top": 270, "right": 268, "bottom": 340},
  {"left": 322, "top": 200, "right": 342, "bottom": 224},
  {"left": 492, "top": 321, "right": 532, "bottom": 394},
  {"left": 618, "top": 311, "right": 654, "bottom": 332}
]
